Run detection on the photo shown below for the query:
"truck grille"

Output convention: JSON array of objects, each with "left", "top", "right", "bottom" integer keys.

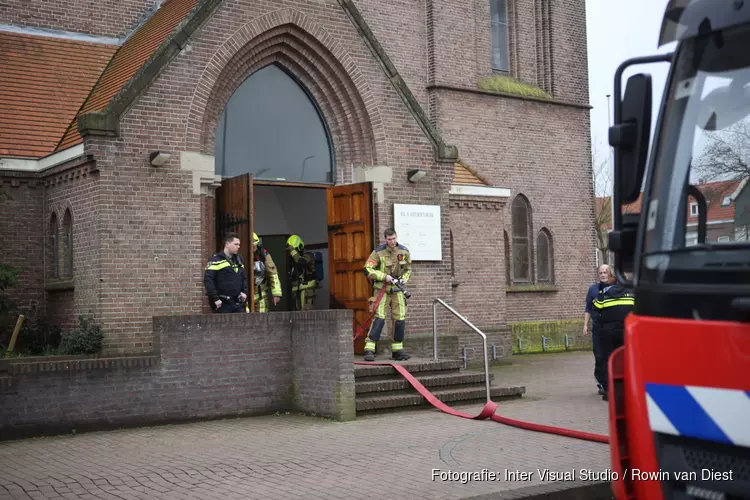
[{"left": 654, "top": 433, "right": 750, "bottom": 499}]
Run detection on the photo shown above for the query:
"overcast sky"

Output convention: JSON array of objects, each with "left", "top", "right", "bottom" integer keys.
[{"left": 586, "top": 0, "right": 677, "bottom": 193}]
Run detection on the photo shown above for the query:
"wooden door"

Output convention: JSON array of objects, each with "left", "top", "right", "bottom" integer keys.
[
  {"left": 327, "top": 182, "right": 374, "bottom": 353},
  {"left": 215, "top": 173, "right": 254, "bottom": 311}
]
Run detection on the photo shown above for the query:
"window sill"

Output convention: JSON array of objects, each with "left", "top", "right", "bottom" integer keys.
[
  {"left": 506, "top": 284, "right": 557, "bottom": 293},
  {"left": 45, "top": 279, "right": 74, "bottom": 292}
]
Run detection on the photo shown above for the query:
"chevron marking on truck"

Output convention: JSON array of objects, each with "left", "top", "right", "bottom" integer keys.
[{"left": 645, "top": 383, "right": 750, "bottom": 448}]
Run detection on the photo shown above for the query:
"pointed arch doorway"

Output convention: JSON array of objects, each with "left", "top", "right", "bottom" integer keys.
[{"left": 212, "top": 63, "right": 374, "bottom": 352}]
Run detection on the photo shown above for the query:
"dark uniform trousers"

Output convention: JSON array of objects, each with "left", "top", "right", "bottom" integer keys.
[{"left": 593, "top": 285, "right": 635, "bottom": 392}]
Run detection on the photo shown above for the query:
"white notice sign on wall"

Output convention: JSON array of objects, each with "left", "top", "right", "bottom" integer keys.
[{"left": 393, "top": 204, "right": 442, "bottom": 261}]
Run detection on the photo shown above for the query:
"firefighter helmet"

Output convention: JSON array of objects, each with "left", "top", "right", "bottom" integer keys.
[
  {"left": 253, "top": 232, "right": 260, "bottom": 248},
  {"left": 286, "top": 234, "right": 304, "bottom": 253}
]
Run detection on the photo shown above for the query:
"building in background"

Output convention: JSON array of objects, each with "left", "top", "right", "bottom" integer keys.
[{"left": 0, "top": 0, "right": 595, "bottom": 357}]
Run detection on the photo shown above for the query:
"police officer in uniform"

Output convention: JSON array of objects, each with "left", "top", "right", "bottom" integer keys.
[
  {"left": 593, "top": 266, "right": 635, "bottom": 402},
  {"left": 286, "top": 234, "right": 319, "bottom": 311},
  {"left": 362, "top": 228, "right": 412, "bottom": 362},
  {"left": 204, "top": 232, "right": 248, "bottom": 313},
  {"left": 252, "top": 232, "right": 282, "bottom": 312}
]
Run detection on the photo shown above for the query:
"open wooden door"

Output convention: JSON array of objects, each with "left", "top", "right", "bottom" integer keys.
[
  {"left": 215, "top": 173, "right": 254, "bottom": 311},
  {"left": 327, "top": 182, "right": 374, "bottom": 353}
]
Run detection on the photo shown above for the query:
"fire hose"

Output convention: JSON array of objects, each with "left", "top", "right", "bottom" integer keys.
[{"left": 353, "top": 286, "right": 609, "bottom": 445}]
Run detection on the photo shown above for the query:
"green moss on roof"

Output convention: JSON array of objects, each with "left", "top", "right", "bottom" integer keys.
[{"left": 477, "top": 75, "right": 552, "bottom": 100}]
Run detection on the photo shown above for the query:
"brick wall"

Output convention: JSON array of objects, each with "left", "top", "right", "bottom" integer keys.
[
  {"left": 549, "top": 0, "right": 590, "bottom": 104},
  {"left": 447, "top": 195, "right": 514, "bottom": 362},
  {"left": 0, "top": 0, "right": 158, "bottom": 39},
  {"left": 78, "top": 2, "right": 453, "bottom": 352},
  {"left": 84, "top": 134, "right": 201, "bottom": 354},
  {"left": 43, "top": 160, "right": 102, "bottom": 332},
  {"left": 436, "top": 90, "right": 596, "bottom": 324},
  {"left": 0, "top": 177, "right": 45, "bottom": 332},
  {"left": 1, "top": 0, "right": 593, "bottom": 354},
  {"left": 290, "top": 310, "right": 356, "bottom": 420},
  {"left": 0, "top": 309, "right": 356, "bottom": 440},
  {"left": 356, "top": 0, "right": 428, "bottom": 110}
]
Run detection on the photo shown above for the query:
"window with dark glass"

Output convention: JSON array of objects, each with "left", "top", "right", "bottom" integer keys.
[
  {"left": 63, "top": 209, "right": 72, "bottom": 277},
  {"left": 214, "top": 63, "right": 334, "bottom": 183},
  {"left": 511, "top": 195, "right": 531, "bottom": 282},
  {"left": 491, "top": 0, "right": 510, "bottom": 73},
  {"left": 503, "top": 230, "right": 511, "bottom": 285},
  {"left": 536, "top": 229, "right": 553, "bottom": 283},
  {"left": 50, "top": 213, "right": 59, "bottom": 279}
]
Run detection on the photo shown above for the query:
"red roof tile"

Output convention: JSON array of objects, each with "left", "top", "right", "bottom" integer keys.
[
  {"left": 56, "top": 0, "right": 200, "bottom": 151},
  {"left": 597, "top": 179, "right": 744, "bottom": 231},
  {"left": 0, "top": 32, "right": 117, "bottom": 158},
  {"left": 453, "top": 162, "right": 488, "bottom": 186},
  {"left": 687, "top": 179, "right": 741, "bottom": 224}
]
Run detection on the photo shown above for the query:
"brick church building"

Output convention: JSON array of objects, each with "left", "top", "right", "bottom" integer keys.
[{"left": 0, "top": 0, "right": 596, "bottom": 357}]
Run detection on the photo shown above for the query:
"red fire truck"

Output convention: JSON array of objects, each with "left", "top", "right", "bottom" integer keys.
[{"left": 606, "top": 0, "right": 750, "bottom": 499}]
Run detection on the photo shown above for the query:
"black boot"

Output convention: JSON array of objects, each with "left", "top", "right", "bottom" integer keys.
[
  {"left": 364, "top": 350, "right": 375, "bottom": 362},
  {"left": 391, "top": 350, "right": 411, "bottom": 361}
]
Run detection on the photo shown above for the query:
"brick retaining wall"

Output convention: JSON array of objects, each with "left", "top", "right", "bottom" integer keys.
[{"left": 0, "top": 310, "right": 355, "bottom": 440}]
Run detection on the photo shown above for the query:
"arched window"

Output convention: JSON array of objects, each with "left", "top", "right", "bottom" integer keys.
[
  {"left": 536, "top": 229, "right": 554, "bottom": 283},
  {"left": 63, "top": 209, "right": 73, "bottom": 277},
  {"left": 503, "top": 230, "right": 511, "bottom": 285},
  {"left": 214, "top": 63, "right": 334, "bottom": 183},
  {"left": 49, "top": 212, "right": 59, "bottom": 279},
  {"left": 450, "top": 230, "right": 455, "bottom": 277},
  {"left": 511, "top": 195, "right": 532, "bottom": 282}
]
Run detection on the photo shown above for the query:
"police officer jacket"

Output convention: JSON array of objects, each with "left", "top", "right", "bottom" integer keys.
[
  {"left": 204, "top": 252, "right": 248, "bottom": 302},
  {"left": 364, "top": 243, "right": 412, "bottom": 291},
  {"left": 593, "top": 284, "right": 635, "bottom": 336}
]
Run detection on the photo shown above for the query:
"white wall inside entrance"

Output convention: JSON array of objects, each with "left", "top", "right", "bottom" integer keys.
[{"left": 253, "top": 185, "right": 329, "bottom": 309}]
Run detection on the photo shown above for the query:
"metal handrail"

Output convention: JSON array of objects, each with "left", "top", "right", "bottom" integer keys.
[{"left": 432, "top": 298, "right": 491, "bottom": 402}]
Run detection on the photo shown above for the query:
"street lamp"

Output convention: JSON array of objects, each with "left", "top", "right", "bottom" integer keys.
[
  {"left": 301, "top": 155, "right": 315, "bottom": 181},
  {"left": 606, "top": 93, "right": 613, "bottom": 179}
]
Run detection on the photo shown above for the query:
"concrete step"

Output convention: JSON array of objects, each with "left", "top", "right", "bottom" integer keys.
[
  {"left": 354, "top": 358, "right": 463, "bottom": 378},
  {"left": 356, "top": 371, "right": 494, "bottom": 394},
  {"left": 356, "top": 385, "right": 526, "bottom": 412}
]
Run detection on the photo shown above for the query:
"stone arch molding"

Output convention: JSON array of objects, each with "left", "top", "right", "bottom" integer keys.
[{"left": 185, "top": 8, "right": 385, "bottom": 178}]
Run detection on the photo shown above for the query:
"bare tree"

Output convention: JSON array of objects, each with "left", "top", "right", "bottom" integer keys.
[
  {"left": 592, "top": 142, "right": 613, "bottom": 265},
  {"left": 694, "top": 120, "right": 750, "bottom": 182}
]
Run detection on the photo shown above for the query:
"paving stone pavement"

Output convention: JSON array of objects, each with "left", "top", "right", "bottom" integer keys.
[{"left": 0, "top": 351, "right": 613, "bottom": 500}]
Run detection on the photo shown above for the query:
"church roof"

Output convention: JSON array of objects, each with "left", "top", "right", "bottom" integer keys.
[
  {"left": 0, "top": 31, "right": 116, "bottom": 158},
  {"left": 56, "top": 0, "right": 201, "bottom": 151},
  {"left": 1, "top": 0, "right": 460, "bottom": 163}
]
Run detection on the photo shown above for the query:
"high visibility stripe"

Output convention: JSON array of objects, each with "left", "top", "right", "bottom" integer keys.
[
  {"left": 392, "top": 342, "right": 403, "bottom": 350},
  {"left": 293, "top": 281, "right": 317, "bottom": 292},
  {"left": 364, "top": 341, "right": 376, "bottom": 351},
  {"left": 207, "top": 261, "right": 231, "bottom": 271},
  {"left": 396, "top": 291, "right": 406, "bottom": 320},
  {"left": 376, "top": 293, "right": 387, "bottom": 318},
  {"left": 271, "top": 275, "right": 282, "bottom": 295},
  {"left": 593, "top": 298, "right": 634, "bottom": 309}
]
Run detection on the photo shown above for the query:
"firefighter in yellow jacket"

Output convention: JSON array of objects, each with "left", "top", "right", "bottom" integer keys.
[
  {"left": 362, "top": 227, "right": 412, "bottom": 361},
  {"left": 286, "top": 235, "right": 319, "bottom": 311},
  {"left": 252, "top": 232, "right": 282, "bottom": 312}
]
